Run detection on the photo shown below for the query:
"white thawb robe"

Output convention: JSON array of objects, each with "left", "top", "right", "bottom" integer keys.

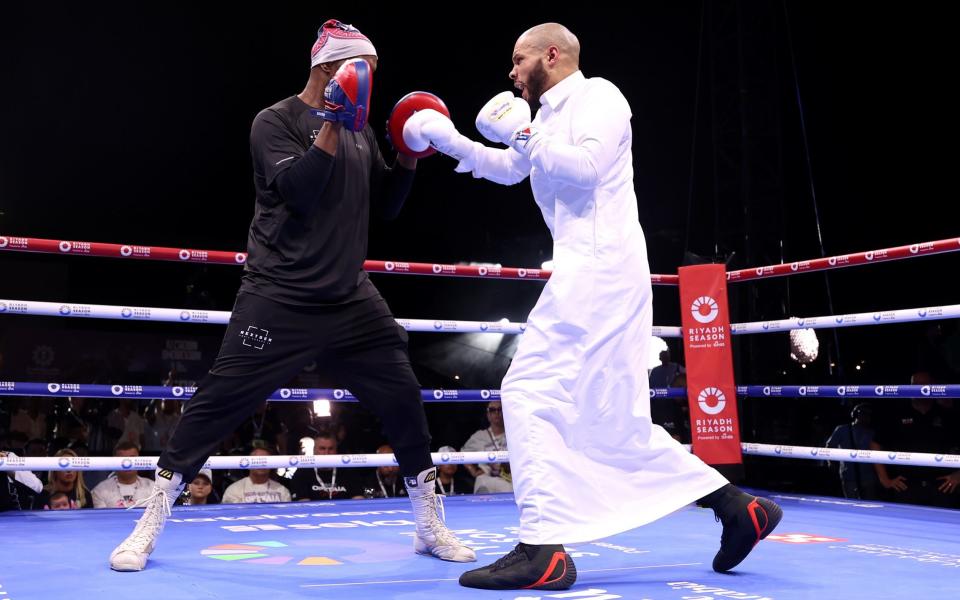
[{"left": 457, "top": 71, "right": 728, "bottom": 544}]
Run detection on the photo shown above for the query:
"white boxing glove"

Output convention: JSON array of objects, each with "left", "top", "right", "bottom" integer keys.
[
  {"left": 475, "top": 92, "right": 543, "bottom": 156},
  {"left": 401, "top": 109, "right": 439, "bottom": 153},
  {"left": 403, "top": 108, "right": 475, "bottom": 164}
]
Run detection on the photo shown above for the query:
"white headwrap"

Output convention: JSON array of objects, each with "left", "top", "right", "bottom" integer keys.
[{"left": 310, "top": 19, "right": 377, "bottom": 68}]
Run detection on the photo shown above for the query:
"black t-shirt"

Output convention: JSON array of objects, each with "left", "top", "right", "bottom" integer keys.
[
  {"left": 875, "top": 404, "right": 953, "bottom": 478},
  {"left": 241, "top": 95, "right": 414, "bottom": 305},
  {"left": 355, "top": 470, "right": 409, "bottom": 499},
  {"left": 0, "top": 473, "right": 39, "bottom": 511},
  {"left": 289, "top": 467, "right": 362, "bottom": 500}
]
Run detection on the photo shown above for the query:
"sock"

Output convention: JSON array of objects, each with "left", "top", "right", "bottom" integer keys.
[
  {"left": 154, "top": 467, "right": 184, "bottom": 494},
  {"left": 404, "top": 466, "right": 436, "bottom": 489}
]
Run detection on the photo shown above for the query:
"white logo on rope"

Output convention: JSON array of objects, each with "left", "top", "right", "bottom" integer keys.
[
  {"left": 235, "top": 253, "right": 246, "bottom": 264},
  {"left": 385, "top": 261, "right": 395, "bottom": 271},
  {"left": 432, "top": 264, "right": 442, "bottom": 274},
  {"left": 433, "top": 390, "right": 444, "bottom": 400},
  {"left": 333, "top": 389, "right": 345, "bottom": 400},
  {"left": 279, "top": 389, "right": 291, "bottom": 399},
  {"left": 121, "top": 245, "right": 133, "bottom": 257},
  {"left": 909, "top": 244, "right": 919, "bottom": 254},
  {"left": 698, "top": 387, "right": 727, "bottom": 415},
  {"left": 172, "top": 387, "right": 184, "bottom": 397},
  {"left": 48, "top": 383, "right": 61, "bottom": 393},
  {"left": 691, "top": 296, "right": 720, "bottom": 324},
  {"left": 518, "top": 268, "right": 527, "bottom": 278},
  {"left": 179, "top": 249, "right": 191, "bottom": 260},
  {"left": 111, "top": 385, "right": 124, "bottom": 396},
  {"left": 59, "top": 241, "right": 72, "bottom": 252},
  {"left": 0, "top": 237, "right": 8, "bottom": 248}
]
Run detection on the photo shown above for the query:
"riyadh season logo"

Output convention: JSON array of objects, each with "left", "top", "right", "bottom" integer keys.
[
  {"left": 691, "top": 296, "right": 719, "bottom": 324},
  {"left": 698, "top": 387, "right": 727, "bottom": 415}
]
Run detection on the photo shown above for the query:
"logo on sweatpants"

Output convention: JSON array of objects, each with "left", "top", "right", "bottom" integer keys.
[{"left": 240, "top": 326, "right": 273, "bottom": 350}]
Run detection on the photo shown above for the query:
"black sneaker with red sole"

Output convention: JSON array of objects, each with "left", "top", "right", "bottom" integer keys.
[
  {"left": 712, "top": 494, "right": 783, "bottom": 572},
  {"left": 459, "top": 542, "right": 577, "bottom": 590}
]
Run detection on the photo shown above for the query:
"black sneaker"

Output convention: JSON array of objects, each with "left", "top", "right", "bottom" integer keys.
[
  {"left": 458, "top": 542, "right": 577, "bottom": 590},
  {"left": 708, "top": 489, "right": 783, "bottom": 572}
]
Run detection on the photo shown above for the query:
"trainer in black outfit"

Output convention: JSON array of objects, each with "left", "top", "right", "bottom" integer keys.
[{"left": 109, "top": 19, "right": 475, "bottom": 572}]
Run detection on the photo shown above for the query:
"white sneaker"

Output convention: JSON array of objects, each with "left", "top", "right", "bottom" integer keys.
[
  {"left": 109, "top": 484, "right": 182, "bottom": 571},
  {"left": 405, "top": 467, "right": 476, "bottom": 562}
]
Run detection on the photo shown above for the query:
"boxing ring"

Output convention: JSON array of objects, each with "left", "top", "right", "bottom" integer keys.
[{"left": 2, "top": 234, "right": 960, "bottom": 599}]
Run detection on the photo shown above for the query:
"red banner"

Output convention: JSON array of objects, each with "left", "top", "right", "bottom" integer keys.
[{"left": 678, "top": 264, "right": 742, "bottom": 465}]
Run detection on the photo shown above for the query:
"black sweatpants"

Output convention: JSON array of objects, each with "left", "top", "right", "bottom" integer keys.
[{"left": 158, "top": 290, "right": 432, "bottom": 480}]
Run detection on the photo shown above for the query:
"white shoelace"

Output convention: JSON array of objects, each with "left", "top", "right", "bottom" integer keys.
[
  {"left": 410, "top": 489, "right": 462, "bottom": 547},
  {"left": 117, "top": 488, "right": 175, "bottom": 552}
]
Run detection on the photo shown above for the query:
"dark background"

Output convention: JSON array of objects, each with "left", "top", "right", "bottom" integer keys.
[{"left": 2, "top": 2, "right": 957, "bottom": 491}]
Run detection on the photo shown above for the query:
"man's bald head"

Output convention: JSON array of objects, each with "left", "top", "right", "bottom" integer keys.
[
  {"left": 510, "top": 23, "right": 581, "bottom": 106},
  {"left": 515, "top": 23, "right": 580, "bottom": 67}
]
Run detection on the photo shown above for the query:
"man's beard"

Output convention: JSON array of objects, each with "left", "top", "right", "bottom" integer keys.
[{"left": 524, "top": 60, "right": 548, "bottom": 109}]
